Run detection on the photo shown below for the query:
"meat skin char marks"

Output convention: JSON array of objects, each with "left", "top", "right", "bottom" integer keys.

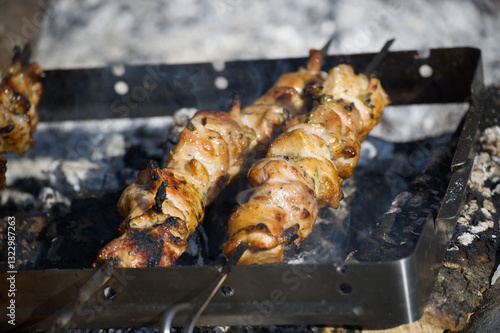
[
  {"left": 94, "top": 50, "right": 326, "bottom": 268},
  {"left": 223, "top": 64, "right": 391, "bottom": 265}
]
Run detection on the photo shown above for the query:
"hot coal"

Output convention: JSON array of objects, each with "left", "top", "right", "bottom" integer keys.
[
  {"left": 38, "top": 190, "right": 124, "bottom": 269},
  {"left": 124, "top": 144, "right": 151, "bottom": 170}
]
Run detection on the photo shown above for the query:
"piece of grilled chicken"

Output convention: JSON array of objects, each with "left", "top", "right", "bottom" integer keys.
[
  {"left": 94, "top": 50, "right": 326, "bottom": 268},
  {"left": 223, "top": 64, "right": 390, "bottom": 265},
  {"left": 0, "top": 56, "right": 44, "bottom": 189}
]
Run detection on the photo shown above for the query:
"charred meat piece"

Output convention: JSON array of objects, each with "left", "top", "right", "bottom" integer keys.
[
  {"left": 0, "top": 56, "right": 44, "bottom": 189},
  {"left": 95, "top": 50, "right": 327, "bottom": 268},
  {"left": 223, "top": 64, "right": 390, "bottom": 265}
]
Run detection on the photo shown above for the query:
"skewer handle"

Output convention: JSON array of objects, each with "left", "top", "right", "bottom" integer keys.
[{"left": 161, "top": 243, "right": 248, "bottom": 333}]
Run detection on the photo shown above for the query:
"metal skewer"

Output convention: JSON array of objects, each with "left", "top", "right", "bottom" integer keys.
[
  {"left": 319, "top": 33, "right": 336, "bottom": 62},
  {"left": 161, "top": 37, "right": 394, "bottom": 333},
  {"left": 161, "top": 39, "right": 336, "bottom": 330},
  {"left": 161, "top": 243, "right": 248, "bottom": 333},
  {"left": 50, "top": 263, "right": 113, "bottom": 332},
  {"left": 235, "top": 35, "right": 335, "bottom": 206},
  {"left": 362, "top": 38, "right": 395, "bottom": 76},
  {"left": 12, "top": 44, "right": 32, "bottom": 67}
]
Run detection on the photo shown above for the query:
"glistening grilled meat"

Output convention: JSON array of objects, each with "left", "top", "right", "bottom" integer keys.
[
  {"left": 223, "top": 64, "right": 390, "bottom": 265},
  {"left": 94, "top": 50, "right": 326, "bottom": 268},
  {"left": 0, "top": 54, "right": 44, "bottom": 190}
]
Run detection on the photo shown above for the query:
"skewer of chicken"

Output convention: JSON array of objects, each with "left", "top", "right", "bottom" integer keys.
[
  {"left": 94, "top": 48, "right": 327, "bottom": 268},
  {"left": 223, "top": 64, "right": 391, "bottom": 265},
  {"left": 0, "top": 47, "right": 44, "bottom": 189}
]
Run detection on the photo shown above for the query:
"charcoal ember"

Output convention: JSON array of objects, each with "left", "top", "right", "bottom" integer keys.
[
  {"left": 459, "top": 279, "right": 500, "bottom": 333},
  {"left": 0, "top": 188, "right": 36, "bottom": 213},
  {"left": 37, "top": 190, "right": 123, "bottom": 269},
  {"left": 349, "top": 140, "right": 454, "bottom": 262},
  {"left": 423, "top": 125, "right": 500, "bottom": 331},
  {"left": 201, "top": 180, "right": 243, "bottom": 262},
  {"left": 0, "top": 215, "right": 49, "bottom": 271},
  {"left": 0, "top": 176, "right": 72, "bottom": 216},
  {"left": 340, "top": 170, "right": 395, "bottom": 254},
  {"left": 123, "top": 144, "right": 150, "bottom": 170},
  {"left": 479, "top": 85, "right": 500, "bottom": 130},
  {"left": 37, "top": 186, "right": 72, "bottom": 212},
  {"left": 176, "top": 227, "right": 210, "bottom": 266},
  {"left": 128, "top": 126, "right": 166, "bottom": 166},
  {"left": 10, "top": 176, "right": 47, "bottom": 198}
]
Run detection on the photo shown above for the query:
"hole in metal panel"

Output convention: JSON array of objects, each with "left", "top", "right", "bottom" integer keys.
[
  {"left": 111, "top": 64, "right": 126, "bottom": 77},
  {"left": 212, "top": 60, "right": 225, "bottom": 72},
  {"left": 416, "top": 48, "right": 431, "bottom": 59},
  {"left": 339, "top": 283, "right": 352, "bottom": 294},
  {"left": 214, "top": 76, "right": 229, "bottom": 90},
  {"left": 419, "top": 64, "right": 433, "bottom": 78},
  {"left": 114, "top": 81, "right": 129, "bottom": 95},
  {"left": 220, "top": 285, "right": 234, "bottom": 297},
  {"left": 337, "top": 265, "right": 348, "bottom": 274},
  {"left": 353, "top": 306, "right": 364, "bottom": 316},
  {"left": 104, "top": 286, "right": 117, "bottom": 300}
]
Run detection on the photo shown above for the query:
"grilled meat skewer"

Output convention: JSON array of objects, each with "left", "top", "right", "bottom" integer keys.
[
  {"left": 94, "top": 49, "right": 326, "bottom": 268},
  {"left": 223, "top": 64, "right": 390, "bottom": 265},
  {"left": 0, "top": 51, "right": 44, "bottom": 190}
]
